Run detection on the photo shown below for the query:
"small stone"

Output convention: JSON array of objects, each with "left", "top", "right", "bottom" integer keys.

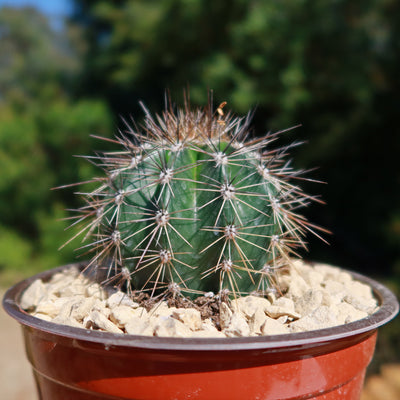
[
  {"left": 323, "top": 279, "right": 344, "bottom": 294},
  {"left": 125, "top": 316, "right": 153, "bottom": 336},
  {"left": 322, "top": 280, "right": 346, "bottom": 304},
  {"left": 56, "top": 276, "right": 88, "bottom": 297},
  {"left": 110, "top": 305, "right": 140, "bottom": 328},
  {"left": 172, "top": 308, "right": 202, "bottom": 331},
  {"left": 248, "top": 308, "right": 268, "bottom": 335},
  {"left": 32, "top": 312, "right": 53, "bottom": 322},
  {"left": 274, "top": 297, "right": 295, "bottom": 310},
  {"left": 107, "top": 291, "right": 139, "bottom": 309},
  {"left": 289, "top": 317, "right": 316, "bottom": 333},
  {"left": 335, "top": 303, "right": 368, "bottom": 324},
  {"left": 300, "top": 267, "right": 325, "bottom": 287},
  {"left": 91, "top": 299, "right": 111, "bottom": 318},
  {"left": 149, "top": 302, "right": 176, "bottom": 317},
  {"left": 344, "top": 281, "right": 374, "bottom": 300},
  {"left": 311, "top": 305, "right": 338, "bottom": 326},
  {"left": 284, "top": 272, "right": 309, "bottom": 299},
  {"left": 230, "top": 295, "right": 270, "bottom": 318},
  {"left": 277, "top": 315, "right": 288, "bottom": 324},
  {"left": 35, "top": 297, "right": 76, "bottom": 319},
  {"left": 48, "top": 267, "right": 79, "bottom": 285},
  {"left": 266, "top": 297, "right": 301, "bottom": 319},
  {"left": 154, "top": 317, "right": 193, "bottom": 338},
  {"left": 133, "top": 307, "right": 148, "bottom": 317},
  {"left": 88, "top": 310, "right": 123, "bottom": 333},
  {"left": 48, "top": 272, "right": 65, "bottom": 285},
  {"left": 45, "top": 271, "right": 84, "bottom": 296},
  {"left": 52, "top": 314, "right": 83, "bottom": 328},
  {"left": 223, "top": 313, "right": 250, "bottom": 337},
  {"left": 190, "top": 330, "right": 226, "bottom": 338},
  {"left": 314, "top": 263, "right": 341, "bottom": 280},
  {"left": 266, "top": 291, "right": 277, "bottom": 303},
  {"left": 20, "top": 279, "right": 46, "bottom": 310},
  {"left": 219, "top": 302, "right": 233, "bottom": 330},
  {"left": 295, "top": 289, "right": 324, "bottom": 316},
  {"left": 337, "top": 271, "right": 352, "bottom": 284},
  {"left": 71, "top": 297, "right": 97, "bottom": 322},
  {"left": 281, "top": 261, "right": 312, "bottom": 296},
  {"left": 200, "top": 318, "right": 220, "bottom": 332},
  {"left": 344, "top": 294, "right": 377, "bottom": 314},
  {"left": 289, "top": 306, "right": 338, "bottom": 332},
  {"left": 56, "top": 297, "right": 81, "bottom": 319},
  {"left": 261, "top": 316, "right": 290, "bottom": 335},
  {"left": 86, "top": 283, "right": 106, "bottom": 300}
]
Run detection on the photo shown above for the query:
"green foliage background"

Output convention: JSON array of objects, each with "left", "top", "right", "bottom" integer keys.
[
  {"left": 0, "top": 6, "right": 113, "bottom": 284},
  {"left": 71, "top": 0, "right": 400, "bottom": 285},
  {"left": 0, "top": 1, "right": 399, "bottom": 363}
]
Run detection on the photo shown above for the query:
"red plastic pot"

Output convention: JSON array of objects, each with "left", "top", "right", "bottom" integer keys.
[{"left": 3, "top": 264, "right": 399, "bottom": 400}]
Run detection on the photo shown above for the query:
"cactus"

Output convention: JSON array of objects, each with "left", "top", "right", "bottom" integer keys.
[{"left": 68, "top": 98, "right": 323, "bottom": 299}]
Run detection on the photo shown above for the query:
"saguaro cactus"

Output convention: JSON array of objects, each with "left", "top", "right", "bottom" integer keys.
[{"left": 68, "top": 99, "right": 323, "bottom": 299}]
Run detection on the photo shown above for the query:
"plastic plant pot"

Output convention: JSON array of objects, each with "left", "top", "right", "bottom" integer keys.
[{"left": 2, "top": 264, "right": 399, "bottom": 400}]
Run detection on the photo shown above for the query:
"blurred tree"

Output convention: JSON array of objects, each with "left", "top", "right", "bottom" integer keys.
[
  {"left": 0, "top": 1, "right": 399, "bottom": 283},
  {"left": 0, "top": 7, "right": 113, "bottom": 279},
  {"left": 71, "top": 0, "right": 400, "bottom": 276},
  {"left": 71, "top": 0, "right": 248, "bottom": 114},
  {"left": 0, "top": 7, "right": 80, "bottom": 107}
]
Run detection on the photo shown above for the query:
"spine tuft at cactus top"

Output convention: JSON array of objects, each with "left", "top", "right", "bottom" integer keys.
[{"left": 69, "top": 99, "right": 324, "bottom": 299}]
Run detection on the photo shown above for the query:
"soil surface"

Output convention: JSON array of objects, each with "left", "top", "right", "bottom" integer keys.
[
  {"left": 0, "top": 289, "right": 36, "bottom": 400},
  {"left": 20, "top": 260, "right": 378, "bottom": 338}
]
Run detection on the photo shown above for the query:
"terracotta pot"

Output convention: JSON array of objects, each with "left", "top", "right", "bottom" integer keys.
[{"left": 2, "top": 264, "right": 399, "bottom": 400}]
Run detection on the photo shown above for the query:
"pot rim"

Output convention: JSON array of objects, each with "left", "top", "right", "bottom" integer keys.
[{"left": 2, "top": 263, "right": 399, "bottom": 351}]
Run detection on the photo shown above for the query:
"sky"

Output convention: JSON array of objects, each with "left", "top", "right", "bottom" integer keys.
[
  {"left": 0, "top": 0, "right": 73, "bottom": 29},
  {"left": 0, "top": 0, "right": 72, "bottom": 16}
]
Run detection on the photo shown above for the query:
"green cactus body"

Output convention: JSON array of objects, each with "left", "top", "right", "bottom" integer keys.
[{"left": 74, "top": 103, "right": 318, "bottom": 298}]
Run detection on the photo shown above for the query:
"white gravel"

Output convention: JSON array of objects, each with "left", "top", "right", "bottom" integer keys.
[{"left": 20, "top": 259, "right": 379, "bottom": 338}]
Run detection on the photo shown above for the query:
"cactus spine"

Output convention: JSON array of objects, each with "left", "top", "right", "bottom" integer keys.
[{"left": 70, "top": 99, "right": 321, "bottom": 299}]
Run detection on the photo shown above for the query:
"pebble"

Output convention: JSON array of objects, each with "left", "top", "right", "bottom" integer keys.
[
  {"left": 20, "top": 279, "right": 47, "bottom": 310},
  {"left": 32, "top": 312, "right": 53, "bottom": 322},
  {"left": 335, "top": 303, "right": 368, "bottom": 324},
  {"left": 289, "top": 306, "right": 339, "bottom": 332},
  {"left": 294, "top": 289, "right": 324, "bottom": 316},
  {"left": 282, "top": 271, "right": 309, "bottom": 298},
  {"left": 107, "top": 292, "right": 139, "bottom": 309},
  {"left": 223, "top": 313, "right": 250, "bottom": 337},
  {"left": 71, "top": 297, "right": 98, "bottom": 322},
  {"left": 110, "top": 305, "right": 145, "bottom": 328},
  {"left": 125, "top": 316, "right": 153, "bottom": 336},
  {"left": 219, "top": 302, "right": 233, "bottom": 330},
  {"left": 35, "top": 297, "right": 73, "bottom": 319},
  {"left": 172, "top": 309, "right": 202, "bottom": 331},
  {"left": 200, "top": 318, "right": 220, "bottom": 332},
  {"left": 149, "top": 302, "right": 176, "bottom": 317},
  {"left": 53, "top": 314, "right": 83, "bottom": 328},
  {"left": 231, "top": 295, "right": 270, "bottom": 318},
  {"left": 87, "top": 310, "right": 123, "bottom": 334},
  {"left": 190, "top": 330, "right": 226, "bottom": 338},
  {"left": 20, "top": 260, "right": 379, "bottom": 338},
  {"left": 248, "top": 308, "right": 268, "bottom": 335},
  {"left": 86, "top": 283, "right": 106, "bottom": 300},
  {"left": 265, "top": 297, "right": 301, "bottom": 319},
  {"left": 261, "top": 317, "right": 290, "bottom": 335},
  {"left": 154, "top": 317, "right": 193, "bottom": 338}
]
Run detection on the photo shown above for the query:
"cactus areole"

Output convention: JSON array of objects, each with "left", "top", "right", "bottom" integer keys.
[{"left": 72, "top": 100, "right": 322, "bottom": 299}]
